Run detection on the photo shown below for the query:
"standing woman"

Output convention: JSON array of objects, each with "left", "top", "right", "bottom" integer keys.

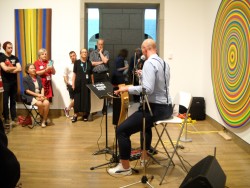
[
  {"left": 22, "top": 64, "right": 50, "bottom": 128},
  {"left": 34, "top": 48, "right": 56, "bottom": 100},
  {"left": 71, "top": 48, "right": 93, "bottom": 122}
]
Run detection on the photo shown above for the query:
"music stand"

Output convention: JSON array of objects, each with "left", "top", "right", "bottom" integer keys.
[{"left": 87, "top": 82, "right": 113, "bottom": 157}]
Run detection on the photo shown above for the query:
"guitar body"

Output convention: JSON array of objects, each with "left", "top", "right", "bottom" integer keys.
[{"left": 112, "top": 84, "right": 130, "bottom": 126}]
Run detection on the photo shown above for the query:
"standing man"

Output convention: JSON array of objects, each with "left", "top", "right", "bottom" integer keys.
[
  {"left": 0, "top": 41, "right": 22, "bottom": 126},
  {"left": 89, "top": 38, "right": 110, "bottom": 114},
  {"left": 63, "top": 51, "right": 77, "bottom": 117},
  {"left": 108, "top": 39, "right": 173, "bottom": 175}
]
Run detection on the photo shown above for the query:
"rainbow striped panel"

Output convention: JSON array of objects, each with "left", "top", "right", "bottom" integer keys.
[
  {"left": 15, "top": 9, "right": 52, "bottom": 93},
  {"left": 211, "top": 0, "right": 249, "bottom": 128}
]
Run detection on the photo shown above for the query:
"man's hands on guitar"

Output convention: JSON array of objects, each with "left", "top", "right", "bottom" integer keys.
[{"left": 114, "top": 85, "right": 130, "bottom": 96}]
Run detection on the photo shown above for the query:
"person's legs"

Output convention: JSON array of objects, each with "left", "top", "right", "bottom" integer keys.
[
  {"left": 72, "top": 91, "right": 80, "bottom": 122},
  {"left": 68, "top": 99, "right": 74, "bottom": 110},
  {"left": 42, "top": 100, "right": 50, "bottom": 122},
  {"left": 35, "top": 101, "right": 44, "bottom": 117},
  {"left": 108, "top": 111, "right": 152, "bottom": 175},
  {"left": 2, "top": 85, "right": 10, "bottom": 122},
  {"left": 117, "top": 111, "right": 143, "bottom": 162},
  {"left": 0, "top": 92, "right": 3, "bottom": 120},
  {"left": 9, "top": 83, "right": 17, "bottom": 121},
  {"left": 64, "top": 85, "right": 74, "bottom": 117},
  {"left": 35, "top": 100, "right": 50, "bottom": 128}
]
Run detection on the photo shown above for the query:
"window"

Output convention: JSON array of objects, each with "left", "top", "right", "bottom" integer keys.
[
  {"left": 144, "top": 9, "right": 156, "bottom": 40},
  {"left": 88, "top": 8, "right": 99, "bottom": 50}
]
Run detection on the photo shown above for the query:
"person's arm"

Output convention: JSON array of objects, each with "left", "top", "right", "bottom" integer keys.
[
  {"left": 25, "top": 89, "right": 43, "bottom": 98},
  {"left": 90, "top": 51, "right": 101, "bottom": 66},
  {"left": 123, "top": 61, "right": 129, "bottom": 75},
  {"left": 0, "top": 62, "right": 16, "bottom": 72},
  {"left": 99, "top": 49, "right": 109, "bottom": 64},
  {"left": 140, "top": 61, "right": 155, "bottom": 95},
  {"left": 35, "top": 65, "right": 50, "bottom": 76},
  {"left": 63, "top": 75, "right": 68, "bottom": 85},
  {"left": 114, "top": 65, "right": 144, "bottom": 96},
  {"left": 114, "top": 85, "right": 131, "bottom": 96},
  {"left": 72, "top": 72, "right": 76, "bottom": 90},
  {"left": 91, "top": 50, "right": 109, "bottom": 66},
  {"left": 50, "top": 65, "right": 56, "bottom": 75},
  {"left": 23, "top": 78, "right": 43, "bottom": 98},
  {"left": 44, "top": 64, "right": 56, "bottom": 75},
  {"left": 40, "top": 88, "right": 45, "bottom": 97},
  {"left": 63, "top": 67, "right": 69, "bottom": 85},
  {"left": 12, "top": 62, "right": 22, "bottom": 73},
  {"left": 91, "top": 74, "right": 94, "bottom": 84}
]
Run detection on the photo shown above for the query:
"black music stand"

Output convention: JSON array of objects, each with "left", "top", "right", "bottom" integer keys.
[{"left": 87, "top": 82, "right": 113, "bottom": 157}]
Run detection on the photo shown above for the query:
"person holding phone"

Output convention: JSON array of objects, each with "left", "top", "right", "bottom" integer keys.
[{"left": 34, "top": 48, "right": 56, "bottom": 100}]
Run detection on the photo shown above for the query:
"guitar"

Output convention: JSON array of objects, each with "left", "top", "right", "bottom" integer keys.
[{"left": 117, "top": 84, "right": 130, "bottom": 125}]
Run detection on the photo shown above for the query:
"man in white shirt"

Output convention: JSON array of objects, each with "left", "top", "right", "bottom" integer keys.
[{"left": 63, "top": 51, "right": 77, "bottom": 117}]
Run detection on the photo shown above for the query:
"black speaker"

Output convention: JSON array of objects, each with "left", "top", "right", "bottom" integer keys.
[
  {"left": 180, "top": 155, "right": 226, "bottom": 188},
  {"left": 189, "top": 97, "right": 206, "bottom": 120}
]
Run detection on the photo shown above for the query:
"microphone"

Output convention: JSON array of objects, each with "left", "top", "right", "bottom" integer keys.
[
  {"left": 139, "top": 55, "right": 145, "bottom": 62},
  {"left": 136, "top": 55, "right": 145, "bottom": 70}
]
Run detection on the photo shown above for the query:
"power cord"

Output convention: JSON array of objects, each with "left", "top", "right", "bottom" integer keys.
[{"left": 95, "top": 114, "right": 104, "bottom": 151}]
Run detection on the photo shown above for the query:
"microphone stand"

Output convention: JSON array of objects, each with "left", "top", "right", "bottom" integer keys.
[
  {"left": 132, "top": 52, "right": 136, "bottom": 85},
  {"left": 120, "top": 88, "right": 154, "bottom": 188}
]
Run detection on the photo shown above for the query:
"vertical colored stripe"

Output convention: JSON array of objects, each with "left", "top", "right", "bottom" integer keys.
[
  {"left": 42, "top": 9, "right": 47, "bottom": 48},
  {"left": 15, "top": 9, "right": 24, "bottom": 92},
  {"left": 15, "top": 10, "right": 22, "bottom": 63},
  {"left": 15, "top": 8, "right": 52, "bottom": 95}
]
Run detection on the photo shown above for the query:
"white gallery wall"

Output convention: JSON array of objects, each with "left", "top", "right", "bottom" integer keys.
[
  {"left": 0, "top": 0, "right": 249, "bottom": 143},
  {"left": 0, "top": 0, "right": 81, "bottom": 112}
]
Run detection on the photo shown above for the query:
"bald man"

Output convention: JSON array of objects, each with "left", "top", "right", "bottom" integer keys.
[{"left": 108, "top": 39, "right": 173, "bottom": 176}]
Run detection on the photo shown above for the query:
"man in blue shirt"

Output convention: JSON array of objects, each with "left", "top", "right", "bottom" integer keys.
[{"left": 108, "top": 39, "right": 173, "bottom": 176}]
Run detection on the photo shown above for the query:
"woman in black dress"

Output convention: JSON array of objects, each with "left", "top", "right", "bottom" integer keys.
[{"left": 71, "top": 48, "right": 93, "bottom": 122}]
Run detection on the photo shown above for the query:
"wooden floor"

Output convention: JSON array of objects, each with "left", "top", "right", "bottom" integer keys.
[{"left": 7, "top": 104, "right": 250, "bottom": 188}]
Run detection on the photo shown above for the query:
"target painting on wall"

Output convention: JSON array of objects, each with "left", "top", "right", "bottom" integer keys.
[{"left": 211, "top": 0, "right": 249, "bottom": 128}]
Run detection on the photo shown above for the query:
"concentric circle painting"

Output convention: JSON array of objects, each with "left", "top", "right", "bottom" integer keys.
[{"left": 211, "top": 0, "right": 249, "bottom": 128}]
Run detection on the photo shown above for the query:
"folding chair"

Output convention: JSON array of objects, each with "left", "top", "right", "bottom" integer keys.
[
  {"left": 153, "top": 91, "right": 192, "bottom": 185},
  {"left": 21, "top": 95, "right": 42, "bottom": 128}
]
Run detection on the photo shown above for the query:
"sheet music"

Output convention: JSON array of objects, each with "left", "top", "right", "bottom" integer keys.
[{"left": 87, "top": 82, "right": 113, "bottom": 99}]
